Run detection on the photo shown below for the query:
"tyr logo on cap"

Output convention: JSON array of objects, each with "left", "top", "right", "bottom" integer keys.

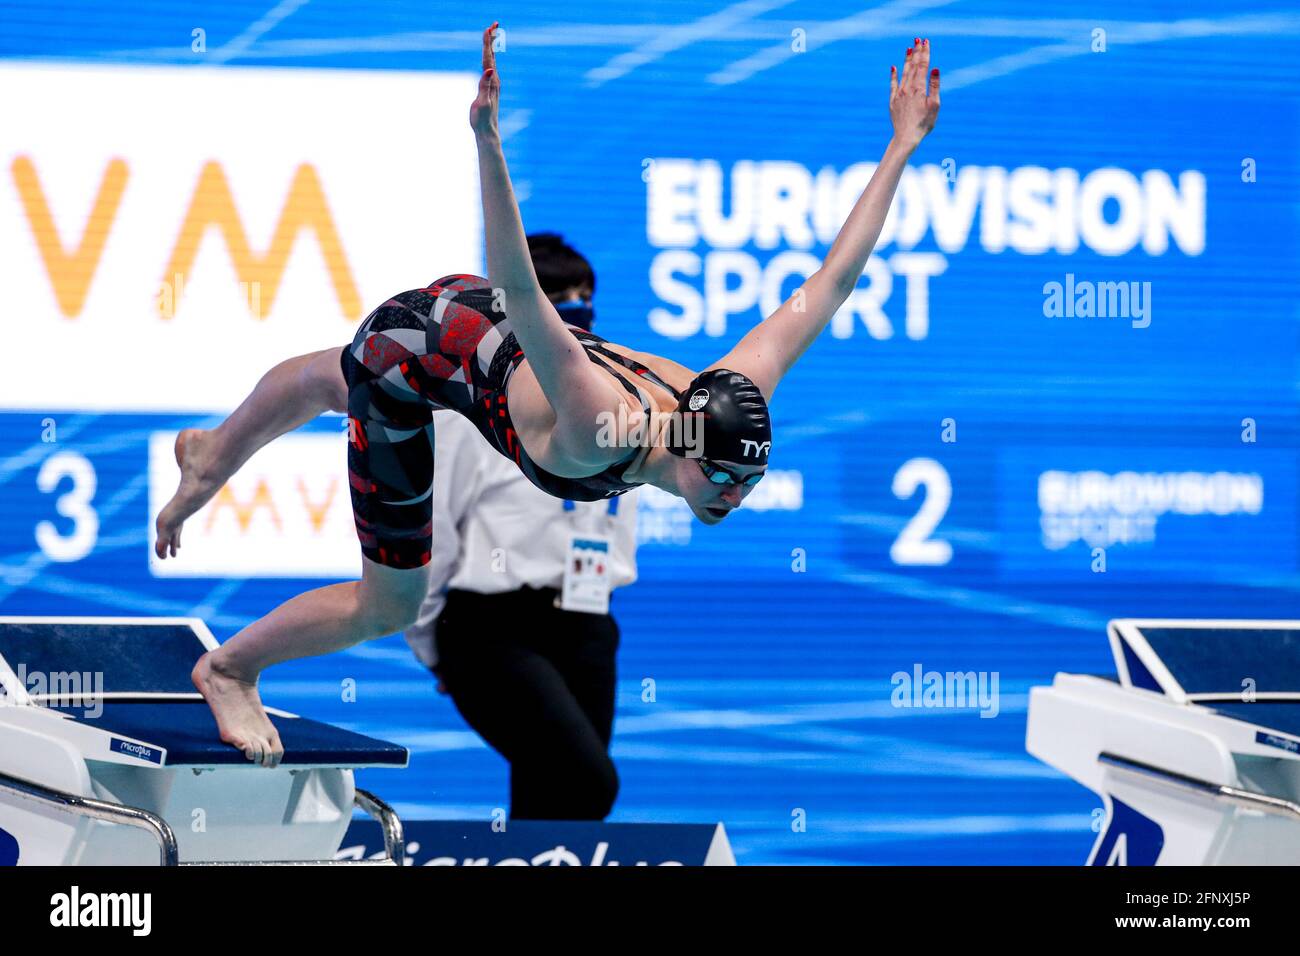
[
  {"left": 688, "top": 389, "right": 710, "bottom": 411},
  {"left": 741, "top": 440, "right": 771, "bottom": 458}
]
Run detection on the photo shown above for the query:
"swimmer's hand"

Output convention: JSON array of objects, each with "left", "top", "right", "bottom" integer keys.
[
  {"left": 889, "top": 37, "right": 940, "bottom": 151},
  {"left": 470, "top": 21, "right": 501, "bottom": 139}
]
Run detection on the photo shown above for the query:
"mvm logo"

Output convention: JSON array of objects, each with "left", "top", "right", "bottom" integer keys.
[
  {"left": 204, "top": 476, "right": 340, "bottom": 535},
  {"left": 12, "top": 157, "right": 361, "bottom": 321}
]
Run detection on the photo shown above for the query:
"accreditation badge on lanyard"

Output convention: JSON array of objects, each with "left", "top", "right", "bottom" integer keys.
[{"left": 559, "top": 497, "right": 619, "bottom": 614}]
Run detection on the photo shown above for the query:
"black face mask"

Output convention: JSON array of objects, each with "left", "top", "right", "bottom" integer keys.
[{"left": 553, "top": 299, "right": 595, "bottom": 330}]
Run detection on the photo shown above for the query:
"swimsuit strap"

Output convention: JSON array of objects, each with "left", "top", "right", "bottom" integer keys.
[
  {"left": 499, "top": 328, "right": 683, "bottom": 409},
  {"left": 574, "top": 333, "right": 684, "bottom": 472},
  {"left": 573, "top": 331, "right": 683, "bottom": 402}
]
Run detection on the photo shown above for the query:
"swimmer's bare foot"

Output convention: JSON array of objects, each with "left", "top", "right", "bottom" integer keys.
[
  {"left": 155, "top": 429, "right": 224, "bottom": 559},
  {"left": 192, "top": 651, "right": 284, "bottom": 768}
]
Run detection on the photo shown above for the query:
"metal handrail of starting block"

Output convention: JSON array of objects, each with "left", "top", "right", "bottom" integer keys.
[
  {"left": 1099, "top": 751, "right": 1300, "bottom": 822},
  {"left": 0, "top": 767, "right": 181, "bottom": 865},
  {"left": 0, "top": 769, "right": 405, "bottom": 866}
]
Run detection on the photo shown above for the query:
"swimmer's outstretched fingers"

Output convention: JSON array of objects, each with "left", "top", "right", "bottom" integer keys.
[
  {"left": 470, "top": 21, "right": 500, "bottom": 136},
  {"left": 891, "top": 37, "right": 939, "bottom": 143}
]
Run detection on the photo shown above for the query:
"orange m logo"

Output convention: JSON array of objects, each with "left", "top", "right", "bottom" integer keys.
[
  {"left": 161, "top": 161, "right": 361, "bottom": 320},
  {"left": 205, "top": 480, "right": 283, "bottom": 533}
]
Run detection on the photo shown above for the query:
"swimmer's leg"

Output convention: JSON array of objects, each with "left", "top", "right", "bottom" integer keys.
[
  {"left": 196, "top": 364, "right": 436, "bottom": 766},
  {"left": 192, "top": 556, "right": 429, "bottom": 767},
  {"left": 155, "top": 347, "right": 347, "bottom": 558},
  {"left": 194, "top": 288, "right": 450, "bottom": 764}
]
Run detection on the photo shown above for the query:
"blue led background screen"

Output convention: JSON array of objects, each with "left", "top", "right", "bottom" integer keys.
[{"left": 0, "top": 1, "right": 1297, "bottom": 864}]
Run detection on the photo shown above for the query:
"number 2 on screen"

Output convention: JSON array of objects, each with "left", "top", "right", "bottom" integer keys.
[{"left": 890, "top": 458, "right": 952, "bottom": 566}]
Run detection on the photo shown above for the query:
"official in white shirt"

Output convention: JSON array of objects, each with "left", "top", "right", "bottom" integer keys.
[{"left": 404, "top": 234, "right": 639, "bottom": 820}]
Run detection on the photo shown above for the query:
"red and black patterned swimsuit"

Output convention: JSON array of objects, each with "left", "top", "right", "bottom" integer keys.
[{"left": 340, "top": 275, "right": 679, "bottom": 569}]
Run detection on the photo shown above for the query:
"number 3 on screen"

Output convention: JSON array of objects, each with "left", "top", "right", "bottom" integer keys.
[
  {"left": 35, "top": 452, "right": 99, "bottom": 563},
  {"left": 890, "top": 458, "right": 952, "bottom": 567}
]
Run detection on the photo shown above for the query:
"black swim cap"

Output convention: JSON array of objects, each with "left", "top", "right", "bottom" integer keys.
[{"left": 666, "top": 369, "right": 772, "bottom": 466}]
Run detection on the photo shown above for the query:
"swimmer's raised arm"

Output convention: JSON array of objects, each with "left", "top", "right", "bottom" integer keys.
[
  {"left": 710, "top": 38, "right": 940, "bottom": 400},
  {"left": 470, "top": 23, "right": 626, "bottom": 463}
]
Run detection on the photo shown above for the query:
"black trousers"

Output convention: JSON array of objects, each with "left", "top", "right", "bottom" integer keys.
[{"left": 434, "top": 586, "right": 620, "bottom": 820}]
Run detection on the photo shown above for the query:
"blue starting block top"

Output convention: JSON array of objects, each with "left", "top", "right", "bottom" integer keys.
[
  {"left": 1108, "top": 619, "right": 1300, "bottom": 750},
  {"left": 0, "top": 617, "right": 408, "bottom": 769},
  {"left": 1139, "top": 626, "right": 1300, "bottom": 696},
  {"left": 48, "top": 701, "right": 408, "bottom": 767},
  {"left": 1110, "top": 620, "right": 1300, "bottom": 701},
  {"left": 0, "top": 619, "right": 201, "bottom": 695}
]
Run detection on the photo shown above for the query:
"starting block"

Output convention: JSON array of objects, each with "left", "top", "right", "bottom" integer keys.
[
  {"left": 0, "top": 617, "right": 408, "bottom": 865},
  {"left": 1028, "top": 619, "right": 1300, "bottom": 865}
]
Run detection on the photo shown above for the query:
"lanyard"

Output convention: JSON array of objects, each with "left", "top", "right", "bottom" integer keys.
[{"left": 563, "top": 498, "right": 619, "bottom": 516}]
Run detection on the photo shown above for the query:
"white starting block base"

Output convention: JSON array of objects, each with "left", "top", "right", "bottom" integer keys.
[{"left": 1028, "top": 619, "right": 1300, "bottom": 866}]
